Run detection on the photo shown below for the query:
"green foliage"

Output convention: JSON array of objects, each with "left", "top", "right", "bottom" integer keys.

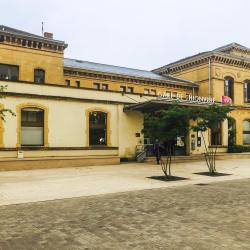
[
  {"left": 0, "top": 85, "right": 16, "bottom": 121},
  {"left": 192, "top": 104, "right": 231, "bottom": 133},
  {"left": 228, "top": 145, "right": 250, "bottom": 153},
  {"left": 142, "top": 104, "right": 196, "bottom": 143}
]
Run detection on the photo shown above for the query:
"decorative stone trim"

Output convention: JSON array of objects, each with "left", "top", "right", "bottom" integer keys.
[
  {"left": 85, "top": 108, "right": 111, "bottom": 147},
  {"left": 16, "top": 103, "right": 49, "bottom": 148},
  {"left": 159, "top": 53, "right": 250, "bottom": 75},
  {"left": 0, "top": 33, "right": 67, "bottom": 52},
  {"left": 64, "top": 69, "right": 197, "bottom": 90}
]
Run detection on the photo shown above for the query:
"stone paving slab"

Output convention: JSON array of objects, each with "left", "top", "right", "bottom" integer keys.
[
  {"left": 0, "top": 178, "right": 250, "bottom": 249},
  {"left": 0, "top": 159, "right": 250, "bottom": 206}
]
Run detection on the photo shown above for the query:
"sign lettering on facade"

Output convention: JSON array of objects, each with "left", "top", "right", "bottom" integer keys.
[{"left": 158, "top": 93, "right": 215, "bottom": 104}]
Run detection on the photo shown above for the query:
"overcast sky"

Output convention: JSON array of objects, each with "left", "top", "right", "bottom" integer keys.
[{"left": 2, "top": 0, "right": 250, "bottom": 70}]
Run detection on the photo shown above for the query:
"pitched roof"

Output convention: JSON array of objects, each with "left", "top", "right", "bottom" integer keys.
[
  {"left": 213, "top": 42, "right": 250, "bottom": 53},
  {"left": 153, "top": 42, "right": 250, "bottom": 73},
  {"left": 0, "top": 25, "right": 67, "bottom": 46},
  {"left": 64, "top": 58, "right": 196, "bottom": 85}
]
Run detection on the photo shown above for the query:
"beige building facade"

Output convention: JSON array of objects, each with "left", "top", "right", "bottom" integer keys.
[
  {"left": 0, "top": 25, "right": 199, "bottom": 168},
  {"left": 154, "top": 43, "right": 250, "bottom": 149},
  {"left": 0, "top": 25, "right": 249, "bottom": 169}
]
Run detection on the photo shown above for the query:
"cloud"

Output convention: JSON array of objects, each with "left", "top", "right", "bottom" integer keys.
[{"left": 2, "top": 0, "right": 250, "bottom": 70}]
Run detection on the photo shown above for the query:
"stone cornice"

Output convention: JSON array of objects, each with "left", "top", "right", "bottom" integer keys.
[
  {"left": 0, "top": 30, "right": 67, "bottom": 53},
  {"left": 155, "top": 52, "right": 250, "bottom": 75},
  {"left": 64, "top": 67, "right": 198, "bottom": 90}
]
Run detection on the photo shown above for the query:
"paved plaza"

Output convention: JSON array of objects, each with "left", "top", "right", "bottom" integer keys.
[
  {"left": 0, "top": 159, "right": 250, "bottom": 249},
  {"left": 1, "top": 159, "right": 250, "bottom": 206},
  {"left": 0, "top": 178, "right": 250, "bottom": 249}
]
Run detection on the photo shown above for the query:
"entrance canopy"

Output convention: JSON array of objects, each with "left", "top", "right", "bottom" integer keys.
[{"left": 124, "top": 97, "right": 221, "bottom": 113}]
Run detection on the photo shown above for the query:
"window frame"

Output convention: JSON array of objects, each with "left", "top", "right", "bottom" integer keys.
[
  {"left": 0, "top": 63, "right": 19, "bottom": 81},
  {"left": 224, "top": 76, "right": 234, "bottom": 101},
  {"left": 211, "top": 122, "right": 222, "bottom": 146},
  {"left": 151, "top": 89, "right": 157, "bottom": 96},
  {"left": 86, "top": 109, "right": 111, "bottom": 147},
  {"left": 65, "top": 79, "right": 70, "bottom": 86},
  {"left": 127, "top": 87, "right": 134, "bottom": 93},
  {"left": 244, "top": 80, "right": 250, "bottom": 103},
  {"left": 89, "top": 111, "right": 107, "bottom": 146},
  {"left": 34, "top": 68, "right": 45, "bottom": 84},
  {"left": 93, "top": 83, "right": 101, "bottom": 90},
  {"left": 17, "top": 104, "right": 49, "bottom": 148},
  {"left": 102, "top": 84, "right": 109, "bottom": 91},
  {"left": 120, "top": 86, "right": 126, "bottom": 92},
  {"left": 75, "top": 80, "right": 80, "bottom": 88},
  {"left": 243, "top": 119, "right": 250, "bottom": 145},
  {"left": 20, "top": 108, "right": 45, "bottom": 146}
]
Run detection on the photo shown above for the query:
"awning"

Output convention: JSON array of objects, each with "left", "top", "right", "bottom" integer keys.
[{"left": 124, "top": 98, "right": 224, "bottom": 112}]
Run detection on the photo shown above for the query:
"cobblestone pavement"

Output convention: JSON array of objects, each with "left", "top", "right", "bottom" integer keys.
[{"left": 0, "top": 178, "right": 250, "bottom": 250}]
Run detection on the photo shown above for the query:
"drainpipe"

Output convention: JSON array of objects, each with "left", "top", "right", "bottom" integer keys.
[{"left": 208, "top": 57, "right": 211, "bottom": 97}]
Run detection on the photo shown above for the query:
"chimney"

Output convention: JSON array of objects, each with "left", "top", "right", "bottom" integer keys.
[{"left": 44, "top": 32, "right": 53, "bottom": 39}]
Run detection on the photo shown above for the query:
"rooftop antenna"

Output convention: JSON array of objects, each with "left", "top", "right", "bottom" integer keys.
[{"left": 41, "top": 22, "right": 44, "bottom": 36}]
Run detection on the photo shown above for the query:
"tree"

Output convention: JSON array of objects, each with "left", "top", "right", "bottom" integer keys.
[
  {"left": 192, "top": 104, "right": 231, "bottom": 174},
  {"left": 143, "top": 104, "right": 195, "bottom": 178},
  {"left": 0, "top": 85, "right": 15, "bottom": 120}
]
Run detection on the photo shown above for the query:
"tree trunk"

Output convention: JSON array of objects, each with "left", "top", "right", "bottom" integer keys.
[{"left": 201, "top": 132, "right": 217, "bottom": 174}]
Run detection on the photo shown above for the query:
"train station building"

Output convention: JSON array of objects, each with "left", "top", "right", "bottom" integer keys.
[{"left": 0, "top": 25, "right": 249, "bottom": 169}]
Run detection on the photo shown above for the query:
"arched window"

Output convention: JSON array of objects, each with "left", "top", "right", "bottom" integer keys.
[
  {"left": 89, "top": 111, "right": 107, "bottom": 146},
  {"left": 224, "top": 77, "right": 234, "bottom": 100},
  {"left": 243, "top": 120, "right": 250, "bottom": 145},
  {"left": 244, "top": 80, "right": 250, "bottom": 103},
  {"left": 34, "top": 69, "right": 45, "bottom": 83},
  {"left": 228, "top": 117, "right": 236, "bottom": 146},
  {"left": 211, "top": 122, "right": 222, "bottom": 145},
  {"left": 21, "top": 108, "right": 44, "bottom": 146}
]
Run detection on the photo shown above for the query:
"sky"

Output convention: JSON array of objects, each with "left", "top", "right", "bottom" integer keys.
[{"left": 2, "top": 0, "right": 250, "bottom": 70}]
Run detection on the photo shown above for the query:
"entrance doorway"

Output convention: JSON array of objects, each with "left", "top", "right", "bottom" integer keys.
[{"left": 174, "top": 136, "right": 186, "bottom": 155}]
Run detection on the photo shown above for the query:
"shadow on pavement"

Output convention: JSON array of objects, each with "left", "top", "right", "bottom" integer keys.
[
  {"left": 193, "top": 172, "right": 232, "bottom": 177},
  {"left": 147, "top": 176, "right": 189, "bottom": 182}
]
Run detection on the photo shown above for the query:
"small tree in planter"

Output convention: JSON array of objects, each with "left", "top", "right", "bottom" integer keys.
[
  {"left": 192, "top": 104, "right": 230, "bottom": 174},
  {"left": 143, "top": 104, "right": 195, "bottom": 179}
]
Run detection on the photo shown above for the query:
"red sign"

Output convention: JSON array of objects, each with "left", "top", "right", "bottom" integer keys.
[{"left": 221, "top": 96, "right": 232, "bottom": 104}]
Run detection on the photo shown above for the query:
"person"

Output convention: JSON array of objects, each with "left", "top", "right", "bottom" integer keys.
[{"left": 153, "top": 139, "right": 161, "bottom": 164}]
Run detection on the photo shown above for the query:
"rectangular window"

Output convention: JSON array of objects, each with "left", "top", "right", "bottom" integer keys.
[
  {"left": 171, "top": 92, "right": 177, "bottom": 98},
  {"left": 144, "top": 89, "right": 149, "bottom": 95},
  {"left": 21, "top": 109, "right": 44, "bottom": 146},
  {"left": 120, "top": 86, "right": 126, "bottom": 92},
  {"left": 0, "top": 63, "right": 19, "bottom": 81},
  {"left": 34, "top": 69, "right": 45, "bottom": 84},
  {"left": 151, "top": 89, "right": 157, "bottom": 95},
  {"left": 89, "top": 112, "right": 107, "bottom": 146},
  {"left": 224, "top": 78, "right": 234, "bottom": 100},
  {"left": 93, "top": 83, "right": 100, "bottom": 90},
  {"left": 244, "top": 82, "right": 250, "bottom": 103},
  {"left": 127, "top": 87, "right": 134, "bottom": 93},
  {"left": 243, "top": 120, "right": 250, "bottom": 145},
  {"left": 76, "top": 80, "right": 80, "bottom": 88},
  {"left": 102, "top": 84, "right": 108, "bottom": 90},
  {"left": 165, "top": 91, "right": 171, "bottom": 98},
  {"left": 65, "top": 79, "right": 70, "bottom": 86}
]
